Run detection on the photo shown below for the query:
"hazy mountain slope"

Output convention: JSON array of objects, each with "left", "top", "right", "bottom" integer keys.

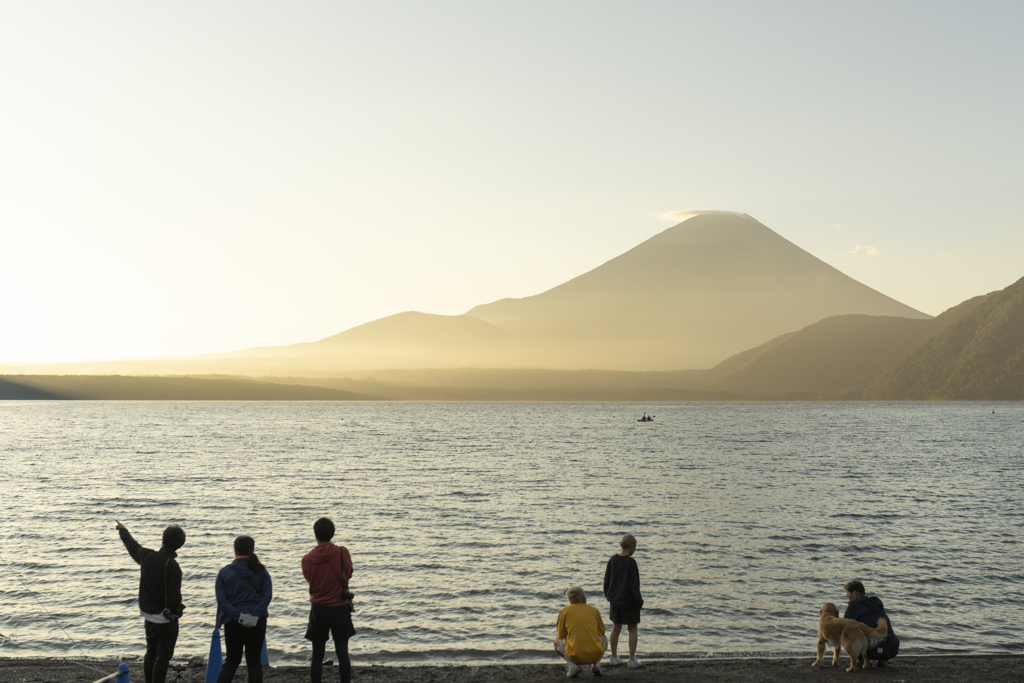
[
  {"left": 0, "top": 377, "right": 63, "bottom": 399},
  {"left": 704, "top": 294, "right": 986, "bottom": 397},
  {"left": 864, "top": 277, "right": 1024, "bottom": 399},
  {"left": 183, "top": 312, "right": 520, "bottom": 370},
  {"left": 254, "top": 372, "right": 742, "bottom": 401},
  {"left": 0, "top": 375, "right": 373, "bottom": 400},
  {"left": 467, "top": 212, "right": 929, "bottom": 369},
  {"left": 318, "top": 311, "right": 512, "bottom": 348}
]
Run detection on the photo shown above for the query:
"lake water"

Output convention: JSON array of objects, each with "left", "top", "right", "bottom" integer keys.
[{"left": 1, "top": 401, "right": 1022, "bottom": 664}]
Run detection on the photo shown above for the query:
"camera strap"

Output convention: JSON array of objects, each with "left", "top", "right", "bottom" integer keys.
[{"left": 337, "top": 546, "right": 348, "bottom": 591}]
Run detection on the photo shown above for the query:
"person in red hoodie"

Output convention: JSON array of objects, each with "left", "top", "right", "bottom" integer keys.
[{"left": 301, "top": 517, "right": 355, "bottom": 683}]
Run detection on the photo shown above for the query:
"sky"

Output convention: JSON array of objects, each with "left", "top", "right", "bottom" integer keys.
[{"left": 2, "top": 1, "right": 1022, "bottom": 363}]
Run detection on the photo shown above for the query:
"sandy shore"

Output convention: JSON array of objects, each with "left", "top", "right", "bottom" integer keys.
[{"left": 2, "top": 656, "right": 1023, "bottom": 683}]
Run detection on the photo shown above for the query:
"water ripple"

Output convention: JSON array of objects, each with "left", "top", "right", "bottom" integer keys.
[{"left": 1, "top": 401, "right": 1022, "bottom": 663}]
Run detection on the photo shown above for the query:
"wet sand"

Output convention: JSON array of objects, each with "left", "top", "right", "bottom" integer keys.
[{"left": 2, "top": 656, "right": 1022, "bottom": 683}]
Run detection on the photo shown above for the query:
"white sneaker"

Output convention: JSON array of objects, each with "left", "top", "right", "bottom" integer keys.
[
  {"left": 628, "top": 658, "right": 642, "bottom": 668},
  {"left": 608, "top": 657, "right": 623, "bottom": 666}
]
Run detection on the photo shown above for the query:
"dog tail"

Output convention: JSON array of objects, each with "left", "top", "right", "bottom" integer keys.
[{"left": 872, "top": 617, "right": 888, "bottom": 638}]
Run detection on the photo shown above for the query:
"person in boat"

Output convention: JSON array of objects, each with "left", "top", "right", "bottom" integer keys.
[
  {"left": 843, "top": 580, "right": 899, "bottom": 666},
  {"left": 554, "top": 586, "right": 607, "bottom": 677},
  {"left": 215, "top": 535, "right": 273, "bottom": 683}
]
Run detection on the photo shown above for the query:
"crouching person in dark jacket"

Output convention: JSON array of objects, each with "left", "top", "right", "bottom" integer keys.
[
  {"left": 844, "top": 580, "right": 900, "bottom": 665},
  {"left": 117, "top": 521, "right": 186, "bottom": 683},
  {"left": 215, "top": 535, "right": 273, "bottom": 683}
]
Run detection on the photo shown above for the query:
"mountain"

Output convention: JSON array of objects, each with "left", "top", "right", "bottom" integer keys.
[
  {"left": 2, "top": 211, "right": 931, "bottom": 377},
  {"left": 698, "top": 295, "right": 987, "bottom": 398},
  {"left": 863, "top": 277, "right": 1024, "bottom": 399},
  {"left": 197, "top": 211, "right": 927, "bottom": 373},
  {"left": 466, "top": 212, "right": 929, "bottom": 369},
  {"left": 6, "top": 283, "right": 1016, "bottom": 401}
]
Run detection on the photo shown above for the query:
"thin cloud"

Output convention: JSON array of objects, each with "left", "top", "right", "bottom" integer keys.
[
  {"left": 849, "top": 244, "right": 881, "bottom": 257},
  {"left": 657, "top": 210, "right": 746, "bottom": 222}
]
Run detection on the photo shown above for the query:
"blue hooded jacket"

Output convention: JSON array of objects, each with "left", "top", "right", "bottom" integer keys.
[{"left": 215, "top": 557, "right": 273, "bottom": 628}]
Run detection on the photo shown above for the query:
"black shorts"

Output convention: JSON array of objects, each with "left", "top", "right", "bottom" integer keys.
[
  {"left": 609, "top": 606, "right": 641, "bottom": 626},
  {"left": 304, "top": 604, "right": 356, "bottom": 643}
]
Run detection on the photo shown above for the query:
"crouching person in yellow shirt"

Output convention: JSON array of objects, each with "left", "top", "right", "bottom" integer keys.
[{"left": 554, "top": 586, "right": 607, "bottom": 678}]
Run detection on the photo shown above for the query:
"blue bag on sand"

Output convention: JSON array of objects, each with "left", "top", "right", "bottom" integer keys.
[
  {"left": 205, "top": 628, "right": 223, "bottom": 683},
  {"left": 260, "top": 637, "right": 269, "bottom": 666}
]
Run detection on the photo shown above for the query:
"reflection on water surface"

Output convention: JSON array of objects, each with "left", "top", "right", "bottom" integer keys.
[{"left": 1, "top": 401, "right": 1021, "bottom": 663}]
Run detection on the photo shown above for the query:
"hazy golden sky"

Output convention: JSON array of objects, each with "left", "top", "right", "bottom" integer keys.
[{"left": 2, "top": 2, "right": 1021, "bottom": 362}]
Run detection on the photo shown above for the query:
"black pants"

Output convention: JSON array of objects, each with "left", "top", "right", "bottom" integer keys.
[
  {"left": 306, "top": 605, "right": 355, "bottom": 683},
  {"left": 144, "top": 620, "right": 179, "bottom": 683},
  {"left": 869, "top": 634, "right": 900, "bottom": 662},
  {"left": 310, "top": 638, "right": 349, "bottom": 683},
  {"left": 216, "top": 617, "right": 267, "bottom": 683}
]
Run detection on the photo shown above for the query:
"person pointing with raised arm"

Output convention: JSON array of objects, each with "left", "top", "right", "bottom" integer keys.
[{"left": 116, "top": 520, "right": 186, "bottom": 683}]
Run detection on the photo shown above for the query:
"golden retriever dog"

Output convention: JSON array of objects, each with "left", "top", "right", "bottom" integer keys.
[{"left": 812, "top": 602, "right": 888, "bottom": 672}]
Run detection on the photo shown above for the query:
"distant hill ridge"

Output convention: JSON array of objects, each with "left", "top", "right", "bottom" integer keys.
[
  {"left": 0, "top": 375, "right": 373, "bottom": 401},
  {"left": 693, "top": 294, "right": 988, "bottom": 398},
  {"left": 864, "top": 276, "right": 1024, "bottom": 399}
]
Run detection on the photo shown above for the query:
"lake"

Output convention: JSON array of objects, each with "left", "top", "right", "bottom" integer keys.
[{"left": 1, "top": 401, "right": 1021, "bottom": 664}]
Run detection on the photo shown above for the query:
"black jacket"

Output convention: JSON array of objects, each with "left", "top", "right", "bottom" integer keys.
[
  {"left": 844, "top": 595, "right": 898, "bottom": 660},
  {"left": 603, "top": 554, "right": 644, "bottom": 609},
  {"left": 119, "top": 528, "right": 184, "bottom": 617}
]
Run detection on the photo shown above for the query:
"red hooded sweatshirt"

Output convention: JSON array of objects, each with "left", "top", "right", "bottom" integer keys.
[{"left": 301, "top": 542, "right": 353, "bottom": 606}]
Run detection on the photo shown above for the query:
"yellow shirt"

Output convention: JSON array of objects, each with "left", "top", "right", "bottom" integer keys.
[{"left": 556, "top": 603, "right": 606, "bottom": 663}]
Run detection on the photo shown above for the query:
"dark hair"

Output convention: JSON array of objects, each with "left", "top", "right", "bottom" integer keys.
[
  {"left": 313, "top": 517, "right": 335, "bottom": 542},
  {"left": 233, "top": 535, "right": 264, "bottom": 574},
  {"left": 844, "top": 580, "right": 866, "bottom": 595},
  {"left": 162, "top": 525, "right": 186, "bottom": 551}
]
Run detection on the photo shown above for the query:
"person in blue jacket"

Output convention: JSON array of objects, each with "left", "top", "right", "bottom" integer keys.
[
  {"left": 843, "top": 580, "right": 899, "bottom": 666},
  {"left": 215, "top": 536, "right": 273, "bottom": 683}
]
